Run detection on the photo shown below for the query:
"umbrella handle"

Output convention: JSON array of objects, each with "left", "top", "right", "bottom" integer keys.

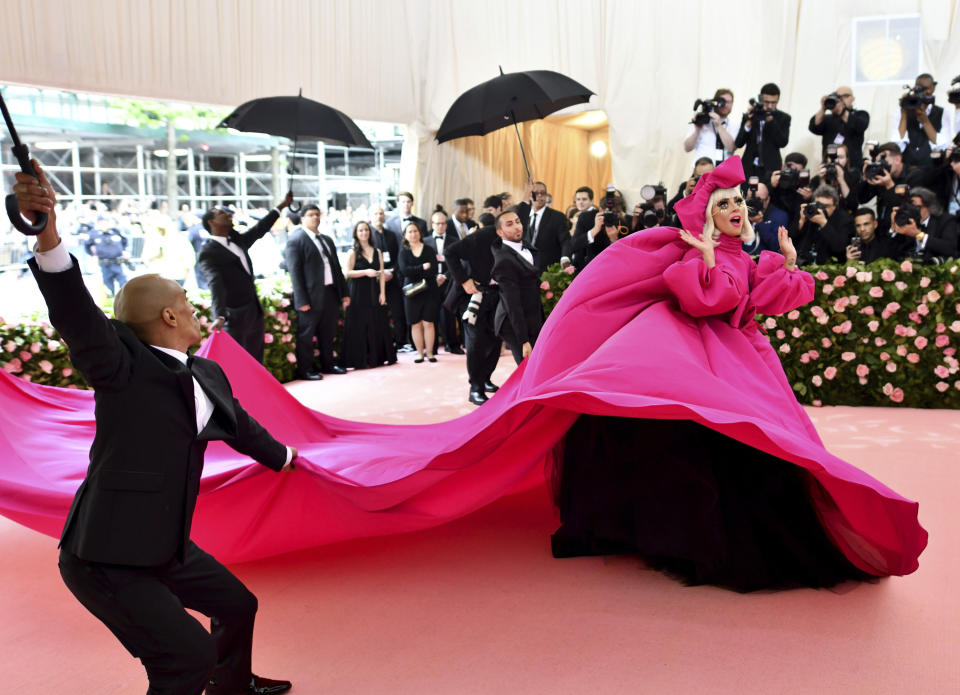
[
  {"left": 287, "top": 190, "right": 301, "bottom": 213},
  {"left": 5, "top": 144, "right": 48, "bottom": 236}
]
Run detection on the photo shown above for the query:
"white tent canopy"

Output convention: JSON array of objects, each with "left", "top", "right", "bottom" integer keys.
[{"left": 1, "top": 0, "right": 958, "bottom": 209}]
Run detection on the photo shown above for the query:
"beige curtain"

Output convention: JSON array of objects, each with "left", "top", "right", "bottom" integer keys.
[{"left": 1, "top": 0, "right": 958, "bottom": 211}]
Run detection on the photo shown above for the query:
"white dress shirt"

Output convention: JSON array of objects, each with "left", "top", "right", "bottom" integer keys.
[
  {"left": 210, "top": 235, "right": 251, "bottom": 275},
  {"left": 503, "top": 238, "right": 534, "bottom": 265},
  {"left": 890, "top": 103, "right": 952, "bottom": 151},
  {"left": 306, "top": 230, "right": 334, "bottom": 285},
  {"left": 686, "top": 114, "right": 741, "bottom": 162}
]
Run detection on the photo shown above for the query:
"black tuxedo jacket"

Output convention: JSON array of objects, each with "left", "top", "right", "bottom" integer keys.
[
  {"left": 793, "top": 207, "right": 854, "bottom": 265},
  {"left": 491, "top": 239, "right": 543, "bottom": 344},
  {"left": 569, "top": 226, "right": 618, "bottom": 268},
  {"left": 914, "top": 214, "right": 959, "bottom": 261},
  {"left": 424, "top": 231, "right": 459, "bottom": 276},
  {"left": 196, "top": 210, "right": 279, "bottom": 321},
  {"left": 29, "top": 256, "right": 286, "bottom": 567},
  {"left": 516, "top": 201, "right": 569, "bottom": 272},
  {"left": 735, "top": 110, "right": 792, "bottom": 174},
  {"left": 284, "top": 228, "right": 349, "bottom": 310},
  {"left": 808, "top": 109, "right": 870, "bottom": 168},
  {"left": 386, "top": 213, "right": 428, "bottom": 238},
  {"left": 446, "top": 218, "right": 474, "bottom": 238},
  {"left": 443, "top": 226, "right": 498, "bottom": 313}
]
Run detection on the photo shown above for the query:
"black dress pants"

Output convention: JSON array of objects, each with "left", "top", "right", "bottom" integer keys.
[
  {"left": 225, "top": 301, "right": 265, "bottom": 363},
  {"left": 383, "top": 278, "right": 407, "bottom": 349},
  {"left": 463, "top": 289, "right": 500, "bottom": 389},
  {"left": 58, "top": 542, "right": 257, "bottom": 695},
  {"left": 295, "top": 285, "right": 340, "bottom": 374}
]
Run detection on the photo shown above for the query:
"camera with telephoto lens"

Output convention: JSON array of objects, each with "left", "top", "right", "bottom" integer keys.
[
  {"left": 900, "top": 84, "right": 935, "bottom": 111},
  {"left": 947, "top": 75, "right": 960, "bottom": 105},
  {"left": 461, "top": 291, "right": 483, "bottom": 325},
  {"left": 823, "top": 92, "right": 842, "bottom": 111},
  {"left": 692, "top": 96, "right": 727, "bottom": 127},
  {"left": 637, "top": 184, "right": 667, "bottom": 228},
  {"left": 602, "top": 184, "right": 619, "bottom": 226},
  {"left": 803, "top": 201, "right": 827, "bottom": 220},
  {"left": 948, "top": 149, "right": 960, "bottom": 164},
  {"left": 823, "top": 144, "right": 840, "bottom": 186},
  {"left": 894, "top": 202, "right": 922, "bottom": 228},
  {"left": 777, "top": 167, "right": 810, "bottom": 191},
  {"left": 745, "top": 176, "right": 762, "bottom": 217},
  {"left": 863, "top": 141, "right": 891, "bottom": 180},
  {"left": 748, "top": 96, "right": 776, "bottom": 122}
]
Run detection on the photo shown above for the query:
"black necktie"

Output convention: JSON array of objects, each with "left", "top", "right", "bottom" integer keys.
[{"left": 530, "top": 211, "right": 539, "bottom": 245}]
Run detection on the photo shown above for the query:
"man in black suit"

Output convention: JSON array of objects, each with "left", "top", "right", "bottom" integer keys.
[
  {"left": 385, "top": 191, "right": 428, "bottom": 238},
  {"left": 896, "top": 73, "right": 950, "bottom": 168},
  {"left": 15, "top": 163, "right": 295, "bottom": 695},
  {"left": 197, "top": 192, "right": 292, "bottom": 362},
  {"left": 735, "top": 82, "right": 792, "bottom": 180},
  {"left": 424, "top": 209, "right": 463, "bottom": 354},
  {"left": 285, "top": 204, "right": 350, "bottom": 380},
  {"left": 516, "top": 181, "right": 570, "bottom": 272},
  {"left": 444, "top": 210, "right": 502, "bottom": 405},
  {"left": 561, "top": 186, "right": 598, "bottom": 269},
  {"left": 370, "top": 204, "right": 408, "bottom": 352},
  {"left": 793, "top": 185, "right": 855, "bottom": 265},
  {"left": 568, "top": 209, "right": 619, "bottom": 269},
  {"left": 491, "top": 208, "right": 544, "bottom": 364},
  {"left": 808, "top": 86, "right": 869, "bottom": 170},
  {"left": 447, "top": 198, "right": 477, "bottom": 238},
  {"left": 891, "top": 186, "right": 959, "bottom": 262}
]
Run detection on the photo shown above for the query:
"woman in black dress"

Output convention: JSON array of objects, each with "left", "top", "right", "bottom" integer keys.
[
  {"left": 340, "top": 221, "right": 396, "bottom": 369},
  {"left": 397, "top": 222, "right": 440, "bottom": 363}
]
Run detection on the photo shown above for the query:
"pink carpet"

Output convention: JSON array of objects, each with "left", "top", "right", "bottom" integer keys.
[{"left": 0, "top": 350, "right": 956, "bottom": 694}]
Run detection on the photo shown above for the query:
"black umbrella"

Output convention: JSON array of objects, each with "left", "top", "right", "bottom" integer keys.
[
  {"left": 436, "top": 68, "right": 594, "bottom": 179},
  {"left": 219, "top": 90, "right": 373, "bottom": 210}
]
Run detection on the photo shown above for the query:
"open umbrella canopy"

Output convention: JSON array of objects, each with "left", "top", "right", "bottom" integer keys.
[
  {"left": 218, "top": 94, "right": 373, "bottom": 149},
  {"left": 436, "top": 69, "right": 594, "bottom": 143}
]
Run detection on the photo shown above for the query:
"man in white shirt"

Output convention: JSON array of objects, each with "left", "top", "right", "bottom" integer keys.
[
  {"left": 892, "top": 74, "right": 952, "bottom": 167},
  {"left": 683, "top": 88, "right": 740, "bottom": 164}
]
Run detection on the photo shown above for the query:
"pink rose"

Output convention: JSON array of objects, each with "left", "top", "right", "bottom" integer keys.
[
  {"left": 61, "top": 367, "right": 72, "bottom": 377},
  {"left": 856, "top": 271, "right": 873, "bottom": 282},
  {"left": 791, "top": 327, "right": 803, "bottom": 338},
  {"left": 563, "top": 266, "right": 576, "bottom": 275},
  {"left": 3, "top": 358, "right": 22, "bottom": 373},
  {"left": 900, "top": 260, "right": 913, "bottom": 272},
  {"left": 779, "top": 344, "right": 791, "bottom": 354},
  {"left": 810, "top": 306, "right": 825, "bottom": 318},
  {"left": 282, "top": 334, "right": 292, "bottom": 343},
  {"left": 875, "top": 338, "right": 887, "bottom": 347},
  {"left": 815, "top": 271, "right": 829, "bottom": 281},
  {"left": 936, "top": 335, "right": 950, "bottom": 347},
  {"left": 894, "top": 325, "right": 908, "bottom": 337},
  {"left": 914, "top": 336, "right": 928, "bottom": 350},
  {"left": 841, "top": 352, "right": 855, "bottom": 361},
  {"left": 947, "top": 348, "right": 958, "bottom": 356},
  {"left": 812, "top": 399, "right": 823, "bottom": 407},
  {"left": 880, "top": 269, "right": 896, "bottom": 282},
  {"left": 280, "top": 298, "right": 291, "bottom": 307},
  {"left": 286, "top": 353, "right": 297, "bottom": 363},
  {"left": 812, "top": 375, "right": 823, "bottom": 386},
  {"left": 908, "top": 312, "right": 922, "bottom": 324},
  {"left": 927, "top": 290, "right": 941, "bottom": 303},
  {"left": 833, "top": 298, "right": 849, "bottom": 312},
  {"left": 824, "top": 366, "right": 837, "bottom": 380},
  {"left": 808, "top": 350, "right": 820, "bottom": 359},
  {"left": 800, "top": 353, "right": 810, "bottom": 364},
  {"left": 47, "top": 340, "right": 60, "bottom": 351},
  {"left": 764, "top": 317, "right": 778, "bottom": 329},
  {"left": 917, "top": 304, "right": 930, "bottom": 316},
  {"left": 817, "top": 315, "right": 830, "bottom": 325},
  {"left": 21, "top": 375, "right": 31, "bottom": 382},
  {"left": 935, "top": 365, "right": 950, "bottom": 378},
  {"left": 822, "top": 284, "right": 834, "bottom": 295},
  {"left": 833, "top": 276, "right": 846, "bottom": 287},
  {"left": 19, "top": 351, "right": 31, "bottom": 362},
  {"left": 38, "top": 360, "right": 53, "bottom": 374},
  {"left": 860, "top": 306, "right": 875, "bottom": 316},
  {"left": 859, "top": 377, "right": 868, "bottom": 385},
  {"left": 906, "top": 326, "right": 917, "bottom": 337},
  {"left": 787, "top": 310, "right": 800, "bottom": 320},
  {"left": 846, "top": 266, "right": 858, "bottom": 278},
  {"left": 936, "top": 323, "right": 946, "bottom": 333},
  {"left": 868, "top": 320, "right": 880, "bottom": 332},
  {"left": 936, "top": 382, "right": 949, "bottom": 393},
  {"left": 30, "top": 342, "right": 41, "bottom": 353},
  {"left": 919, "top": 276, "right": 931, "bottom": 288},
  {"left": 3, "top": 341, "right": 14, "bottom": 353},
  {"left": 545, "top": 291, "right": 554, "bottom": 299},
  {"left": 895, "top": 281, "right": 907, "bottom": 291},
  {"left": 906, "top": 353, "right": 920, "bottom": 364},
  {"left": 840, "top": 320, "right": 852, "bottom": 334},
  {"left": 896, "top": 345, "right": 908, "bottom": 357},
  {"left": 856, "top": 364, "right": 869, "bottom": 377},
  {"left": 539, "top": 281, "right": 550, "bottom": 290},
  {"left": 821, "top": 338, "right": 832, "bottom": 348},
  {"left": 886, "top": 362, "right": 897, "bottom": 372},
  {"left": 890, "top": 388, "right": 904, "bottom": 403},
  {"left": 848, "top": 295, "right": 859, "bottom": 305},
  {"left": 264, "top": 333, "right": 274, "bottom": 344},
  {"left": 952, "top": 321, "right": 960, "bottom": 332},
  {"left": 882, "top": 383, "right": 894, "bottom": 396},
  {"left": 775, "top": 330, "right": 786, "bottom": 340}
]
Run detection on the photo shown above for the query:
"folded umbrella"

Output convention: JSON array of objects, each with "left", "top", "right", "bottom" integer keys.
[{"left": 436, "top": 68, "right": 594, "bottom": 179}]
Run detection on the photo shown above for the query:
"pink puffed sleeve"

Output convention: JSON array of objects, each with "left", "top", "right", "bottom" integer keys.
[
  {"left": 749, "top": 250, "right": 815, "bottom": 315},
  {"left": 662, "top": 256, "right": 743, "bottom": 317}
]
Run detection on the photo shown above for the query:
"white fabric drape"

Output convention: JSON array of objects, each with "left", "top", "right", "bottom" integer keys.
[{"left": 1, "top": 0, "right": 957, "bottom": 209}]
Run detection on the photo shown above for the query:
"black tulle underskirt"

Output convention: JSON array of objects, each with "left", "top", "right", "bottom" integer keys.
[{"left": 551, "top": 415, "right": 871, "bottom": 592}]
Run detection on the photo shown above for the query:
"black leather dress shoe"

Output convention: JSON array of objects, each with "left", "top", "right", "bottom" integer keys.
[
  {"left": 483, "top": 381, "right": 499, "bottom": 393},
  {"left": 297, "top": 371, "right": 323, "bottom": 381},
  {"left": 322, "top": 366, "right": 347, "bottom": 375},
  {"left": 446, "top": 345, "right": 465, "bottom": 355},
  {"left": 249, "top": 674, "right": 292, "bottom": 694},
  {"left": 468, "top": 389, "right": 488, "bottom": 405}
]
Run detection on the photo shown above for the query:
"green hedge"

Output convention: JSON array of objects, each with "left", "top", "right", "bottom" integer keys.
[{"left": 4, "top": 260, "right": 960, "bottom": 408}]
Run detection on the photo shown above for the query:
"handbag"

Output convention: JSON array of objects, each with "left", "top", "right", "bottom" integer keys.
[{"left": 402, "top": 279, "right": 427, "bottom": 297}]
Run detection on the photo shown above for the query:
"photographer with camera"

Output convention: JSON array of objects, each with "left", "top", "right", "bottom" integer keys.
[
  {"left": 683, "top": 88, "right": 740, "bottom": 164},
  {"left": 792, "top": 185, "right": 854, "bottom": 266},
  {"left": 809, "top": 87, "right": 869, "bottom": 170},
  {"left": 893, "top": 73, "right": 951, "bottom": 168},
  {"left": 846, "top": 208, "right": 894, "bottom": 264},
  {"left": 890, "top": 186, "right": 959, "bottom": 263},
  {"left": 809, "top": 143, "right": 860, "bottom": 213},
  {"left": 742, "top": 180, "right": 789, "bottom": 255},
  {"left": 632, "top": 184, "right": 673, "bottom": 232},
  {"left": 570, "top": 185, "right": 630, "bottom": 269},
  {"left": 666, "top": 157, "right": 714, "bottom": 215},
  {"left": 735, "top": 82, "right": 792, "bottom": 180},
  {"left": 912, "top": 146, "right": 960, "bottom": 218},
  {"left": 768, "top": 152, "right": 812, "bottom": 229},
  {"left": 857, "top": 141, "right": 921, "bottom": 227}
]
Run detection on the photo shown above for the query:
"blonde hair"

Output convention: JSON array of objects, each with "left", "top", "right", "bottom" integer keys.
[{"left": 702, "top": 186, "right": 755, "bottom": 244}]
